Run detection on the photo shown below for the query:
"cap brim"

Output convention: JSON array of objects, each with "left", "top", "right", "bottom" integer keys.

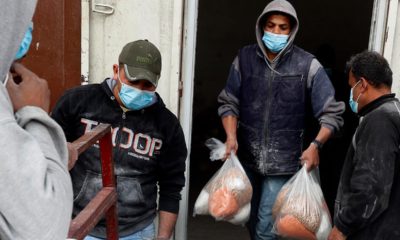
[{"left": 124, "top": 64, "right": 158, "bottom": 87}]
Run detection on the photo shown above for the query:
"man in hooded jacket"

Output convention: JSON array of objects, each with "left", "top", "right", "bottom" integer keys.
[
  {"left": 218, "top": 0, "right": 345, "bottom": 239},
  {"left": 0, "top": 0, "right": 73, "bottom": 239},
  {"left": 52, "top": 40, "right": 187, "bottom": 240}
]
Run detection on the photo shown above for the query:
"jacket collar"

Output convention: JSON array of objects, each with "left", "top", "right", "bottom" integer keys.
[
  {"left": 358, "top": 93, "right": 396, "bottom": 117},
  {"left": 256, "top": 44, "right": 294, "bottom": 70}
]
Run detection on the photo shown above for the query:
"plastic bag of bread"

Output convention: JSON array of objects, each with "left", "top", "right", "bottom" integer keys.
[
  {"left": 193, "top": 138, "right": 252, "bottom": 225},
  {"left": 272, "top": 165, "right": 331, "bottom": 240}
]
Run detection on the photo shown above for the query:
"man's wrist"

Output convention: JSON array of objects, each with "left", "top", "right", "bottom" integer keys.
[
  {"left": 226, "top": 134, "right": 236, "bottom": 140},
  {"left": 311, "top": 139, "right": 323, "bottom": 151}
]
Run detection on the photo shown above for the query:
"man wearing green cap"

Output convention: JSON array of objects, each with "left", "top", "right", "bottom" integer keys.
[{"left": 51, "top": 40, "right": 188, "bottom": 240}]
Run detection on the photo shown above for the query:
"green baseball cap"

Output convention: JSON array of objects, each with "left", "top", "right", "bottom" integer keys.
[{"left": 118, "top": 40, "right": 162, "bottom": 87}]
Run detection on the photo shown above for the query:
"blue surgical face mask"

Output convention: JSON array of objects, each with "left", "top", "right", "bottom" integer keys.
[
  {"left": 349, "top": 80, "right": 362, "bottom": 113},
  {"left": 15, "top": 23, "right": 33, "bottom": 60},
  {"left": 262, "top": 31, "right": 289, "bottom": 53},
  {"left": 117, "top": 73, "right": 156, "bottom": 110}
]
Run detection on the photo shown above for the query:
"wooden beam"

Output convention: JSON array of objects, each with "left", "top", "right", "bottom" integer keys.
[
  {"left": 70, "top": 123, "right": 111, "bottom": 155},
  {"left": 68, "top": 187, "right": 117, "bottom": 240},
  {"left": 68, "top": 123, "right": 119, "bottom": 239}
]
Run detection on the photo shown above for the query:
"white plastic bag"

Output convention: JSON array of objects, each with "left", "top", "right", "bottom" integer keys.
[
  {"left": 193, "top": 138, "right": 253, "bottom": 225},
  {"left": 272, "top": 165, "right": 332, "bottom": 240}
]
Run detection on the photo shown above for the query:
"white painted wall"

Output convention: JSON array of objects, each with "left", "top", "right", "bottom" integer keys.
[{"left": 87, "top": 0, "right": 184, "bottom": 115}]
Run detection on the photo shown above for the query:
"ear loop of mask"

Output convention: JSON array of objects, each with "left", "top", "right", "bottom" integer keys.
[
  {"left": 3, "top": 73, "right": 9, "bottom": 86},
  {"left": 116, "top": 68, "right": 135, "bottom": 92},
  {"left": 355, "top": 91, "right": 362, "bottom": 103},
  {"left": 116, "top": 68, "right": 126, "bottom": 87},
  {"left": 354, "top": 80, "right": 363, "bottom": 103},
  {"left": 117, "top": 68, "right": 120, "bottom": 81},
  {"left": 112, "top": 67, "right": 121, "bottom": 90},
  {"left": 116, "top": 67, "right": 126, "bottom": 86}
]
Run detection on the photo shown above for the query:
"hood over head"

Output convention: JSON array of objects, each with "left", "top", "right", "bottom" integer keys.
[
  {"left": 256, "top": 0, "right": 298, "bottom": 62},
  {"left": 0, "top": 0, "right": 37, "bottom": 84}
]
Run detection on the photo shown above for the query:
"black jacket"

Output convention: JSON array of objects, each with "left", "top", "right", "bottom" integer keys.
[
  {"left": 51, "top": 79, "right": 187, "bottom": 238},
  {"left": 334, "top": 94, "right": 400, "bottom": 239}
]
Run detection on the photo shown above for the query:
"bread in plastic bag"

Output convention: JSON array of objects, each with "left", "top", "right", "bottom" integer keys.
[
  {"left": 193, "top": 138, "right": 252, "bottom": 225},
  {"left": 272, "top": 165, "right": 332, "bottom": 240}
]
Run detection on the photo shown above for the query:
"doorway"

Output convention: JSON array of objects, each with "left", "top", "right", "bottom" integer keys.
[{"left": 188, "top": 0, "right": 374, "bottom": 239}]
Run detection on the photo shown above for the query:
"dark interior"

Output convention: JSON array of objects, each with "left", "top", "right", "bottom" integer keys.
[{"left": 188, "top": 0, "right": 374, "bottom": 239}]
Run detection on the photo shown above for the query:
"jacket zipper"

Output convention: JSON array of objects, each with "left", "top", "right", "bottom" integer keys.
[
  {"left": 114, "top": 111, "right": 127, "bottom": 161},
  {"left": 263, "top": 60, "right": 274, "bottom": 173}
]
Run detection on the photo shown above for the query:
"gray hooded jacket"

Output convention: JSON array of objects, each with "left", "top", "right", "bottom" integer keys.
[
  {"left": 218, "top": 0, "right": 345, "bottom": 175},
  {"left": 0, "top": 1, "right": 73, "bottom": 239}
]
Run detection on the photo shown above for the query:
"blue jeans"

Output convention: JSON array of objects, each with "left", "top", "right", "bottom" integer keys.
[
  {"left": 84, "top": 222, "right": 155, "bottom": 240},
  {"left": 245, "top": 167, "right": 291, "bottom": 240}
]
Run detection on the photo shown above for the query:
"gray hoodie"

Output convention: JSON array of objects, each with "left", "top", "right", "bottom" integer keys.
[
  {"left": 255, "top": 0, "right": 299, "bottom": 64},
  {"left": 0, "top": 1, "right": 73, "bottom": 239},
  {"left": 253, "top": 0, "right": 344, "bottom": 132}
]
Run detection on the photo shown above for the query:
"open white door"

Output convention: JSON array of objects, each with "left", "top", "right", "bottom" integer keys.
[
  {"left": 383, "top": 0, "right": 400, "bottom": 95},
  {"left": 369, "top": 0, "right": 400, "bottom": 95},
  {"left": 368, "top": 0, "right": 390, "bottom": 53}
]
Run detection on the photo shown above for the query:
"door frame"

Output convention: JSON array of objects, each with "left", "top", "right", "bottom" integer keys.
[
  {"left": 369, "top": 0, "right": 400, "bottom": 95},
  {"left": 176, "top": 0, "right": 199, "bottom": 239}
]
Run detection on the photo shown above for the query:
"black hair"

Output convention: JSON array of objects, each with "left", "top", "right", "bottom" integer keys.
[{"left": 345, "top": 50, "right": 392, "bottom": 88}]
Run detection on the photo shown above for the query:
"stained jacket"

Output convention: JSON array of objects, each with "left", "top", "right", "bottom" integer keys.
[
  {"left": 334, "top": 94, "right": 400, "bottom": 239},
  {"left": 51, "top": 79, "right": 187, "bottom": 238},
  {"left": 218, "top": 0, "right": 344, "bottom": 175}
]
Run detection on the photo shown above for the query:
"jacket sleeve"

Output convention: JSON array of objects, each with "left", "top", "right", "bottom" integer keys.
[
  {"left": 0, "top": 86, "right": 73, "bottom": 239},
  {"left": 157, "top": 121, "right": 187, "bottom": 214},
  {"left": 308, "top": 59, "right": 345, "bottom": 132},
  {"left": 218, "top": 56, "right": 241, "bottom": 118},
  {"left": 51, "top": 90, "right": 77, "bottom": 141},
  {"left": 334, "top": 112, "right": 398, "bottom": 236}
]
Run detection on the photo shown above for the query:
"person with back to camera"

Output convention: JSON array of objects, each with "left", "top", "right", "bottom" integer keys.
[{"left": 0, "top": 0, "right": 73, "bottom": 239}]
